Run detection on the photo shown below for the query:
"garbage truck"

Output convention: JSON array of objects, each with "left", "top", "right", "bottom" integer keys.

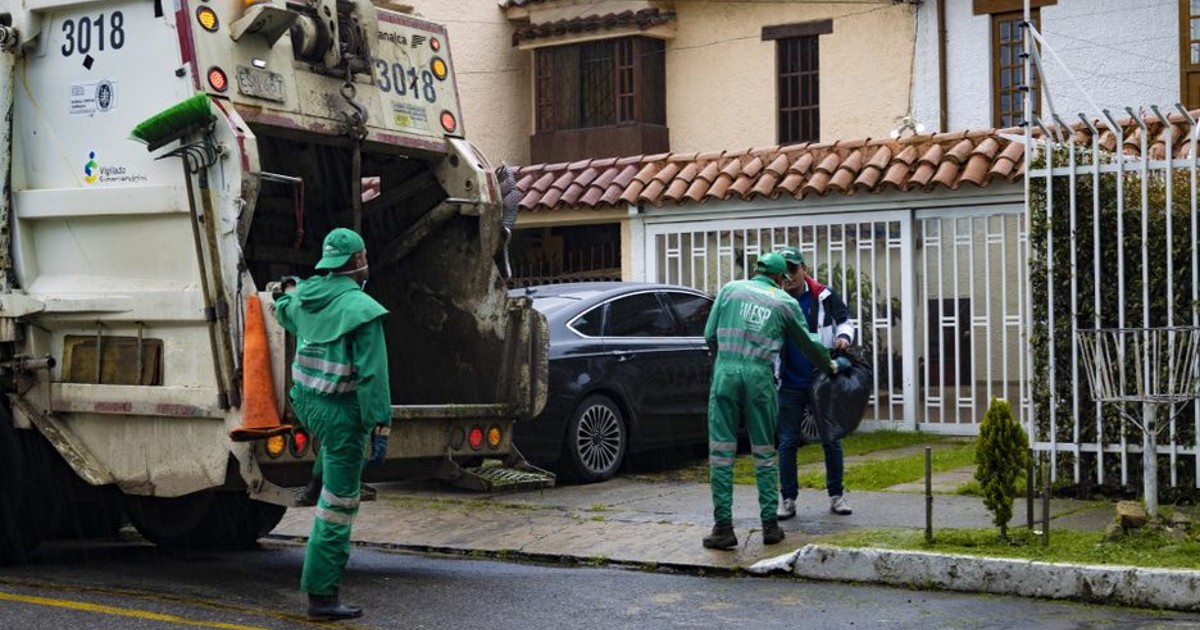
[{"left": 0, "top": 0, "right": 549, "bottom": 562}]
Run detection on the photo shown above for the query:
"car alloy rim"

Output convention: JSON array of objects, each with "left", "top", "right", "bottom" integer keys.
[{"left": 576, "top": 403, "right": 621, "bottom": 473}]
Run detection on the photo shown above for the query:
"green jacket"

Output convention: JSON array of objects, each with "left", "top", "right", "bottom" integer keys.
[
  {"left": 703, "top": 275, "right": 830, "bottom": 371},
  {"left": 274, "top": 274, "right": 392, "bottom": 427}
]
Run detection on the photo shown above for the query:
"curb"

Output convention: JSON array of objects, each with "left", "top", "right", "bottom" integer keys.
[{"left": 749, "top": 544, "right": 1200, "bottom": 612}]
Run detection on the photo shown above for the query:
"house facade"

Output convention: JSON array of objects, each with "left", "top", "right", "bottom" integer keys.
[{"left": 399, "top": 1, "right": 1198, "bottom": 459}]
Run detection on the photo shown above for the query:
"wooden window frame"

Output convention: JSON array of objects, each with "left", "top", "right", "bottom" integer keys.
[
  {"left": 973, "top": 0, "right": 1056, "bottom": 14},
  {"left": 533, "top": 36, "right": 665, "bottom": 133},
  {"left": 991, "top": 10, "right": 1039, "bottom": 129},
  {"left": 766, "top": 20, "right": 830, "bottom": 145},
  {"left": 1181, "top": 0, "right": 1200, "bottom": 109}
]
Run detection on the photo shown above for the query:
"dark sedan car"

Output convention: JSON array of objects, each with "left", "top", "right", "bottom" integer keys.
[{"left": 510, "top": 282, "right": 714, "bottom": 483}]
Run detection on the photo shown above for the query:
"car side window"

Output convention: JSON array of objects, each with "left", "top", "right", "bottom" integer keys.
[
  {"left": 606, "top": 293, "right": 674, "bottom": 337},
  {"left": 663, "top": 291, "right": 712, "bottom": 337},
  {"left": 572, "top": 305, "right": 604, "bottom": 337}
]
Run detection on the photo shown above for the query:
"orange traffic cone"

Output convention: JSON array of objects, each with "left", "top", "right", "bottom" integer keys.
[{"left": 230, "top": 293, "right": 293, "bottom": 442}]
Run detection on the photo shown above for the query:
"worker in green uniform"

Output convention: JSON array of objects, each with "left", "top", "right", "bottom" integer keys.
[
  {"left": 701, "top": 252, "right": 834, "bottom": 550},
  {"left": 274, "top": 227, "right": 392, "bottom": 621}
]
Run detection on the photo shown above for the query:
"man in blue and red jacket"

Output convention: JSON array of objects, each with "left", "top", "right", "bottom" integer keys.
[{"left": 775, "top": 247, "right": 855, "bottom": 520}]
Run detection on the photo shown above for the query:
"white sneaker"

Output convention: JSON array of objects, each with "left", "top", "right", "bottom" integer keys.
[
  {"left": 830, "top": 495, "right": 852, "bottom": 515},
  {"left": 777, "top": 497, "right": 797, "bottom": 521}
]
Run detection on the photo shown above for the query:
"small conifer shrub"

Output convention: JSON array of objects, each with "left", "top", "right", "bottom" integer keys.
[{"left": 975, "top": 398, "right": 1029, "bottom": 538}]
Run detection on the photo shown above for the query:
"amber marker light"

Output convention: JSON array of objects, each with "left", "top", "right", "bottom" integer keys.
[
  {"left": 440, "top": 110, "right": 457, "bottom": 133},
  {"left": 468, "top": 425, "right": 484, "bottom": 450},
  {"left": 196, "top": 6, "right": 220, "bottom": 32},
  {"left": 486, "top": 425, "right": 502, "bottom": 449},
  {"left": 265, "top": 434, "right": 286, "bottom": 458},
  {"left": 207, "top": 67, "right": 229, "bottom": 92},
  {"left": 431, "top": 57, "right": 448, "bottom": 81}
]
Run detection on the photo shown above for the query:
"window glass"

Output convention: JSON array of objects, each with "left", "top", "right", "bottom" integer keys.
[
  {"left": 607, "top": 293, "right": 674, "bottom": 337},
  {"left": 663, "top": 292, "right": 712, "bottom": 337},
  {"left": 571, "top": 305, "right": 604, "bottom": 337}
]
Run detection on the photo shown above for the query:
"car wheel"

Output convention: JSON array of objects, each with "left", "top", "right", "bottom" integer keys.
[{"left": 560, "top": 395, "right": 626, "bottom": 484}]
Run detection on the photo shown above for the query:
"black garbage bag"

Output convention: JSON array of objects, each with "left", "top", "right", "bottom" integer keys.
[{"left": 808, "top": 352, "right": 873, "bottom": 441}]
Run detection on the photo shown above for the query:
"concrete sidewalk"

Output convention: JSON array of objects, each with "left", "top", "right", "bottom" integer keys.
[{"left": 264, "top": 468, "right": 1200, "bottom": 611}]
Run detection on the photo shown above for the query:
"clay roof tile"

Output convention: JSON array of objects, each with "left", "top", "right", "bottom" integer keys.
[
  {"left": 789, "top": 153, "right": 815, "bottom": 174},
  {"left": 764, "top": 154, "right": 791, "bottom": 177},
  {"left": 960, "top": 153, "right": 992, "bottom": 187},
  {"left": 574, "top": 167, "right": 600, "bottom": 188},
  {"left": 612, "top": 164, "right": 639, "bottom": 188},
  {"left": 531, "top": 171, "right": 555, "bottom": 192},
  {"left": 567, "top": 158, "right": 592, "bottom": 170},
  {"left": 853, "top": 166, "right": 882, "bottom": 191},
  {"left": 580, "top": 186, "right": 605, "bottom": 207},
  {"left": 802, "top": 170, "right": 832, "bottom": 196},
  {"left": 675, "top": 162, "right": 700, "bottom": 183},
  {"left": 720, "top": 160, "right": 743, "bottom": 179},
  {"left": 946, "top": 138, "right": 975, "bottom": 164},
  {"left": 907, "top": 162, "right": 936, "bottom": 190},
  {"left": 652, "top": 162, "right": 681, "bottom": 183},
  {"left": 971, "top": 137, "right": 1001, "bottom": 158},
  {"left": 697, "top": 161, "right": 721, "bottom": 182},
  {"left": 866, "top": 145, "right": 893, "bottom": 170},
  {"left": 729, "top": 174, "right": 755, "bottom": 197},
  {"left": 741, "top": 156, "right": 764, "bottom": 178},
  {"left": 828, "top": 166, "right": 855, "bottom": 193},
  {"left": 815, "top": 152, "right": 842, "bottom": 174},
  {"left": 779, "top": 172, "right": 805, "bottom": 194},
  {"left": 551, "top": 170, "right": 575, "bottom": 190},
  {"left": 751, "top": 172, "right": 780, "bottom": 197},
  {"left": 560, "top": 183, "right": 584, "bottom": 206},
  {"left": 684, "top": 179, "right": 710, "bottom": 202},
  {"left": 706, "top": 175, "right": 732, "bottom": 199},
  {"left": 591, "top": 157, "right": 617, "bottom": 169},
  {"left": 540, "top": 187, "right": 563, "bottom": 208},
  {"left": 918, "top": 144, "right": 945, "bottom": 165},
  {"left": 664, "top": 178, "right": 690, "bottom": 202},
  {"left": 634, "top": 162, "right": 660, "bottom": 184},
  {"left": 636, "top": 179, "right": 667, "bottom": 205},
  {"left": 931, "top": 160, "right": 961, "bottom": 189}
]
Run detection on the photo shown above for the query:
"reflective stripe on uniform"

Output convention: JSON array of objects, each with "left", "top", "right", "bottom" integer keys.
[
  {"left": 716, "top": 327, "right": 774, "bottom": 348},
  {"left": 751, "top": 444, "right": 777, "bottom": 469},
  {"left": 709, "top": 455, "right": 735, "bottom": 467},
  {"left": 292, "top": 367, "right": 357, "bottom": 394},
  {"left": 296, "top": 353, "right": 354, "bottom": 376},
  {"left": 320, "top": 487, "right": 359, "bottom": 510},
  {"left": 717, "top": 342, "right": 776, "bottom": 362},
  {"left": 709, "top": 441, "right": 737, "bottom": 452},
  {"left": 315, "top": 506, "right": 355, "bottom": 526}
]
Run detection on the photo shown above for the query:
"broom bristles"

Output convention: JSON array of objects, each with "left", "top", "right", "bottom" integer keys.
[{"left": 129, "top": 94, "right": 216, "bottom": 149}]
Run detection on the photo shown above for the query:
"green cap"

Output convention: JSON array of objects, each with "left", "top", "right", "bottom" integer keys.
[
  {"left": 315, "top": 227, "right": 365, "bottom": 270},
  {"left": 754, "top": 252, "right": 789, "bottom": 277},
  {"left": 776, "top": 246, "right": 804, "bottom": 267}
]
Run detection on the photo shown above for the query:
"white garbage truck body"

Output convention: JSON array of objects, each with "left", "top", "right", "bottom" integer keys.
[{"left": 0, "top": 0, "right": 548, "bottom": 560}]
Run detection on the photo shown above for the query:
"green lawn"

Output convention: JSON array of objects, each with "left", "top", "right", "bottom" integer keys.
[
  {"left": 660, "top": 430, "right": 972, "bottom": 489},
  {"left": 813, "top": 526, "right": 1200, "bottom": 570}
]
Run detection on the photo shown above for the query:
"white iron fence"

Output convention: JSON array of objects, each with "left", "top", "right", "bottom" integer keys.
[
  {"left": 1026, "top": 109, "right": 1200, "bottom": 491},
  {"left": 645, "top": 201, "right": 1029, "bottom": 436}
]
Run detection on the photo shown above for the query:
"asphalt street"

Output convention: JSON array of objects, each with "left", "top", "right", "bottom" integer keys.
[{"left": 3, "top": 539, "right": 1200, "bottom": 630}]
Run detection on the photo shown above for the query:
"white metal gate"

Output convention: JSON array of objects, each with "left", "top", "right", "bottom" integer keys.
[{"left": 645, "top": 201, "right": 1027, "bottom": 435}]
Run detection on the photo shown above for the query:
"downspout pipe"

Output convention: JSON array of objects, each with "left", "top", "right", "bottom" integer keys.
[{"left": 936, "top": 0, "right": 948, "bottom": 132}]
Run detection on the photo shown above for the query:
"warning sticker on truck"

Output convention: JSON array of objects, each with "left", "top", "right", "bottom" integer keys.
[{"left": 69, "top": 80, "right": 117, "bottom": 116}]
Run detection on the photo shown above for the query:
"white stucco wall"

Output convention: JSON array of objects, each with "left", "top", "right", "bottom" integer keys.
[
  {"left": 406, "top": 1, "right": 531, "bottom": 166},
  {"left": 914, "top": 0, "right": 1180, "bottom": 133},
  {"left": 667, "top": 2, "right": 916, "bottom": 151}
]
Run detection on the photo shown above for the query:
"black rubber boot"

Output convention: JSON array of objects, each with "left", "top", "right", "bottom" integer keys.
[
  {"left": 762, "top": 518, "right": 785, "bottom": 545},
  {"left": 307, "top": 592, "right": 363, "bottom": 621},
  {"left": 359, "top": 483, "right": 377, "bottom": 502},
  {"left": 702, "top": 522, "right": 738, "bottom": 550},
  {"left": 295, "top": 478, "right": 321, "bottom": 508}
]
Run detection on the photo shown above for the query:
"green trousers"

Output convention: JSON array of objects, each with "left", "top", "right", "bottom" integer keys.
[
  {"left": 708, "top": 362, "right": 779, "bottom": 524},
  {"left": 294, "top": 393, "right": 368, "bottom": 596}
]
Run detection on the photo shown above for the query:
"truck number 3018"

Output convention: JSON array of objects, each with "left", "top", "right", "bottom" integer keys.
[
  {"left": 373, "top": 59, "right": 437, "bottom": 103},
  {"left": 61, "top": 11, "right": 126, "bottom": 57}
]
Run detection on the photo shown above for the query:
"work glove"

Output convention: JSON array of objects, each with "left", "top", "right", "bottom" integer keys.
[
  {"left": 269, "top": 276, "right": 300, "bottom": 299},
  {"left": 366, "top": 425, "right": 389, "bottom": 466},
  {"left": 830, "top": 356, "right": 852, "bottom": 375}
]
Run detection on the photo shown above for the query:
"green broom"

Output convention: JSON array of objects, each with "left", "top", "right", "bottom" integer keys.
[{"left": 129, "top": 94, "right": 217, "bottom": 151}]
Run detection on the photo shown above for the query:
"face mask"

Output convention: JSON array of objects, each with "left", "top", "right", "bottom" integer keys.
[{"left": 333, "top": 264, "right": 369, "bottom": 289}]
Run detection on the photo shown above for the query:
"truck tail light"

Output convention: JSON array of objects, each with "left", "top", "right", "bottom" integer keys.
[
  {"left": 208, "top": 67, "right": 229, "bottom": 92},
  {"left": 486, "top": 425, "right": 502, "bottom": 449},
  {"left": 290, "top": 430, "right": 310, "bottom": 457},
  {"left": 440, "top": 110, "right": 457, "bottom": 133},
  {"left": 468, "top": 425, "right": 484, "bottom": 450}
]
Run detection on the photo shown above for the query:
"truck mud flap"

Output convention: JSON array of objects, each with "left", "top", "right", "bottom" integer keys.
[{"left": 434, "top": 450, "right": 555, "bottom": 493}]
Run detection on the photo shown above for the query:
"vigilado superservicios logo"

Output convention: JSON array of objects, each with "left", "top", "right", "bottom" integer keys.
[
  {"left": 83, "top": 151, "right": 99, "bottom": 184},
  {"left": 83, "top": 150, "right": 146, "bottom": 185}
]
